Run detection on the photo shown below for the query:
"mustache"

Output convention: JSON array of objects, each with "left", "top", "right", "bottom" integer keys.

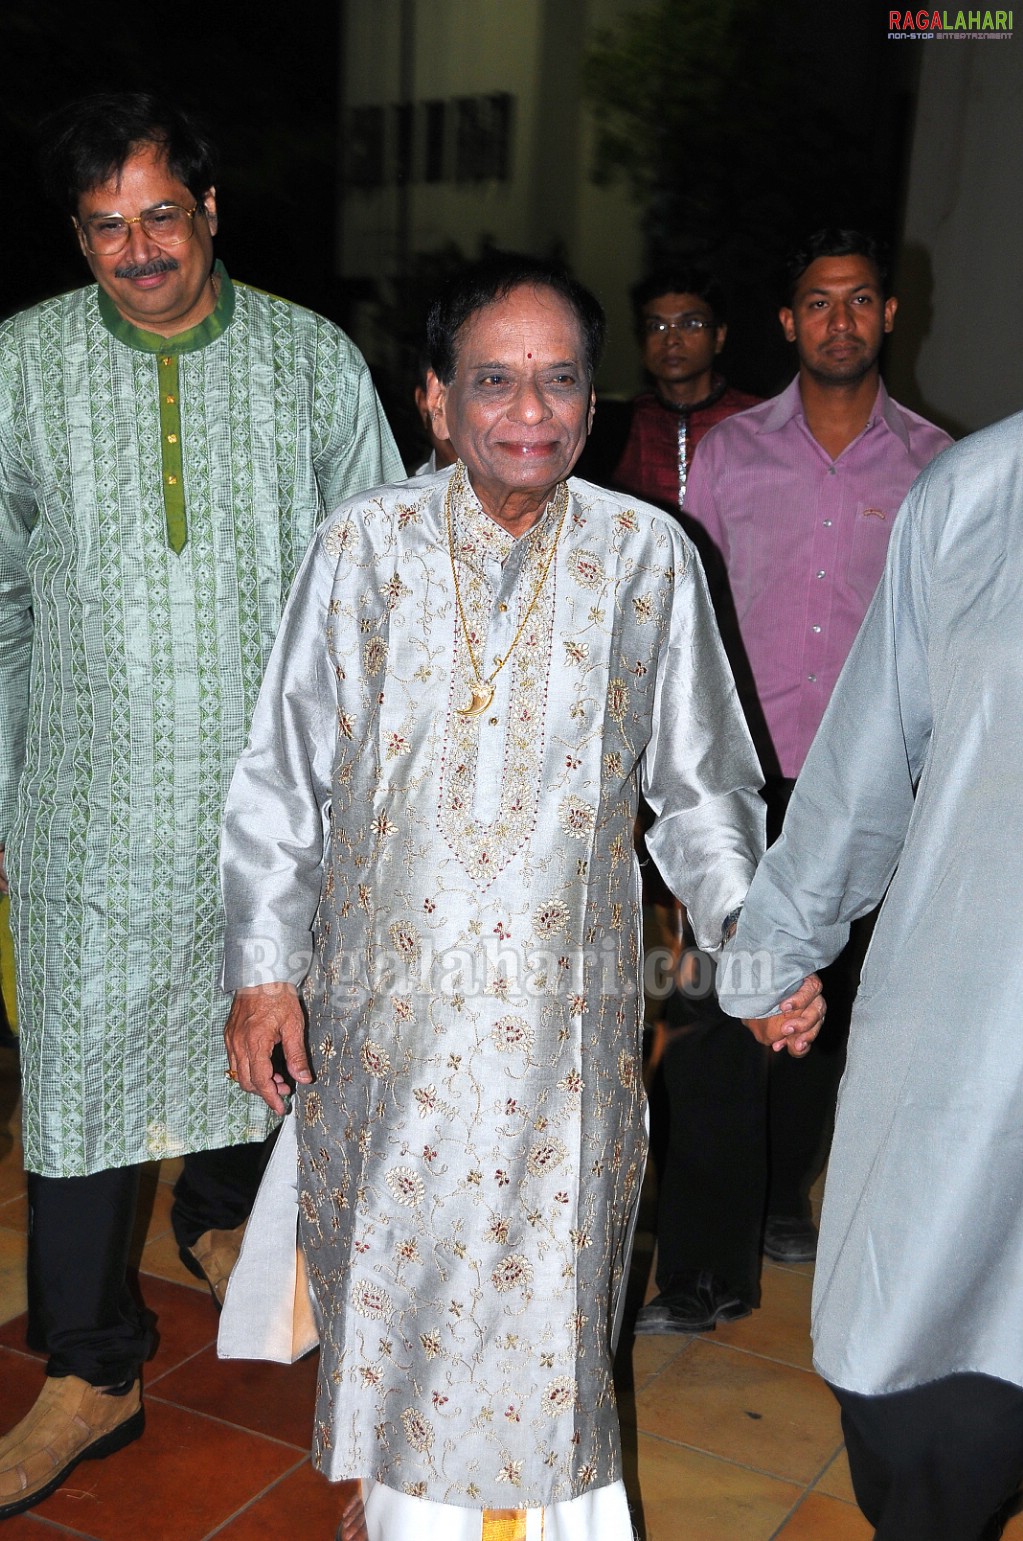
[{"left": 113, "top": 256, "right": 179, "bottom": 279}]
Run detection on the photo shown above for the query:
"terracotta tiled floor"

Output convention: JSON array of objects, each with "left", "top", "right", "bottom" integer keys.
[{"left": 0, "top": 1040, "right": 1016, "bottom": 1540}]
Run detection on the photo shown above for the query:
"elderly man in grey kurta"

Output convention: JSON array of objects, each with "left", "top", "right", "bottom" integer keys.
[
  {"left": 0, "top": 92, "right": 401, "bottom": 1517},
  {"left": 718, "top": 415, "right": 1023, "bottom": 1541},
  {"left": 218, "top": 254, "right": 822, "bottom": 1541}
]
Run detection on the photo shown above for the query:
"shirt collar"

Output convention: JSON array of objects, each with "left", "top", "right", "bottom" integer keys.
[
  {"left": 756, "top": 374, "right": 908, "bottom": 450},
  {"left": 873, "top": 379, "right": 911, "bottom": 449},
  {"left": 648, "top": 375, "right": 728, "bottom": 416},
  {"left": 95, "top": 260, "right": 235, "bottom": 355}
]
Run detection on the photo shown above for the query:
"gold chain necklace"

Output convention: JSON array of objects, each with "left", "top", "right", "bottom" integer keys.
[{"left": 445, "top": 462, "right": 569, "bottom": 718}]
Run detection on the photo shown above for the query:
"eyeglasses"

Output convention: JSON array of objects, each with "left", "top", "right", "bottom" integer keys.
[
  {"left": 77, "top": 202, "right": 201, "bottom": 256},
  {"left": 643, "top": 316, "right": 716, "bottom": 335}
]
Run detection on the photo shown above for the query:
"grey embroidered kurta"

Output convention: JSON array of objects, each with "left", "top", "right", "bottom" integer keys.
[
  {"left": 0, "top": 266, "right": 403, "bottom": 1176},
  {"left": 221, "top": 465, "right": 763, "bottom": 1506},
  {"left": 717, "top": 417, "right": 1023, "bottom": 1396}
]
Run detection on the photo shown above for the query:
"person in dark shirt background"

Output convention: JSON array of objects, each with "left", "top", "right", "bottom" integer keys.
[{"left": 611, "top": 267, "right": 760, "bottom": 514}]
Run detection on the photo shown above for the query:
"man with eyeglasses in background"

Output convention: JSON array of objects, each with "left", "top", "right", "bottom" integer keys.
[
  {"left": 0, "top": 91, "right": 401, "bottom": 1517},
  {"left": 609, "top": 271, "right": 762, "bottom": 1342},
  {"left": 611, "top": 267, "right": 760, "bottom": 516}
]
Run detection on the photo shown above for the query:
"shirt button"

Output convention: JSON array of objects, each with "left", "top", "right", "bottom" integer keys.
[
  {"left": 498, "top": 603, "right": 508, "bottom": 613},
  {"left": 812, "top": 624, "right": 821, "bottom": 633},
  {"left": 816, "top": 570, "right": 826, "bottom": 579},
  {"left": 808, "top": 673, "right": 817, "bottom": 682},
  {"left": 822, "top": 519, "right": 833, "bottom": 527},
  {"left": 166, "top": 474, "right": 178, "bottom": 485},
  {"left": 828, "top": 466, "right": 837, "bottom": 476},
  {"left": 166, "top": 395, "right": 176, "bottom": 404},
  {"left": 167, "top": 433, "right": 178, "bottom": 444},
  {"left": 488, "top": 717, "right": 498, "bottom": 726},
  {"left": 160, "top": 355, "right": 172, "bottom": 366}
]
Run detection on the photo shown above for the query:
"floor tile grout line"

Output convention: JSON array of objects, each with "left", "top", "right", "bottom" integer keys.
[
  {"left": 623, "top": 1336, "right": 698, "bottom": 1394},
  {"left": 634, "top": 1327, "right": 824, "bottom": 1380},
  {"left": 14, "top": 1513, "right": 99, "bottom": 1538},
  {"left": 144, "top": 1339, "right": 219, "bottom": 1388},
  {"left": 764, "top": 1440, "right": 852, "bottom": 1540},
  {"left": 0, "top": 1326, "right": 222, "bottom": 1384},
  {"left": 0, "top": 1339, "right": 43, "bottom": 1363},
  {"left": 803, "top": 1439, "right": 856, "bottom": 1502},
  {"left": 766, "top": 1487, "right": 819, "bottom": 1540},
  {"left": 144, "top": 1390, "right": 313, "bottom": 1453},
  {"left": 629, "top": 1426, "right": 844, "bottom": 1489},
  {"left": 197, "top": 1451, "right": 312, "bottom": 1540},
  {"left": 698, "top": 1337, "right": 820, "bottom": 1374},
  {"left": 138, "top": 1271, "right": 208, "bottom": 1297}
]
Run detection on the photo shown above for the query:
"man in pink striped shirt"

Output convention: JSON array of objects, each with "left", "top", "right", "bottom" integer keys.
[{"left": 685, "top": 229, "right": 950, "bottom": 1270}]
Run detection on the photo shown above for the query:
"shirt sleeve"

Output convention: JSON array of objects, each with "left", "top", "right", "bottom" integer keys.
[
  {"left": 220, "top": 531, "right": 339, "bottom": 988},
  {"left": 312, "top": 324, "right": 405, "bottom": 507},
  {"left": 0, "top": 346, "right": 37, "bottom": 847},
  {"left": 716, "top": 481, "right": 934, "bottom": 1016},
  {"left": 641, "top": 532, "right": 765, "bottom": 952}
]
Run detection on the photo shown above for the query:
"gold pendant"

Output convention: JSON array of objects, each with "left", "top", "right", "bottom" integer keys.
[{"left": 457, "top": 680, "right": 495, "bottom": 717}]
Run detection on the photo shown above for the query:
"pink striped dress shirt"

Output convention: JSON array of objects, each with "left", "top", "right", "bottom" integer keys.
[{"left": 685, "top": 378, "right": 951, "bottom": 777}]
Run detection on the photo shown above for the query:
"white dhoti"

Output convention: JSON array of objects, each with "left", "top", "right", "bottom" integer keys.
[{"left": 364, "top": 1478, "right": 634, "bottom": 1539}]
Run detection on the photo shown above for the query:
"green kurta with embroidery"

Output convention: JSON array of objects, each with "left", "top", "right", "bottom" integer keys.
[{"left": 0, "top": 264, "right": 403, "bottom": 1176}]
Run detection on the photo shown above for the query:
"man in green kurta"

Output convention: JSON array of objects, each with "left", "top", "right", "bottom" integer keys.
[{"left": 0, "top": 92, "right": 402, "bottom": 1517}]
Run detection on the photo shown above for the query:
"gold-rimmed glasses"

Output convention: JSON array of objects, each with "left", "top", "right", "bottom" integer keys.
[{"left": 77, "top": 202, "right": 201, "bottom": 256}]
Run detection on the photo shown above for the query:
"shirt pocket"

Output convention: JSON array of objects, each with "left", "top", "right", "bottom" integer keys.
[{"left": 847, "top": 501, "right": 895, "bottom": 611}]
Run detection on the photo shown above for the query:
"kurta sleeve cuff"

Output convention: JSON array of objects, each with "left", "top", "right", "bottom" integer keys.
[
  {"left": 715, "top": 932, "right": 806, "bottom": 1018},
  {"left": 222, "top": 928, "right": 314, "bottom": 991}
]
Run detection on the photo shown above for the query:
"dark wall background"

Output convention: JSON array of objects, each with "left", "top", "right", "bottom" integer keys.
[
  {"left": 0, "top": 0, "right": 927, "bottom": 463},
  {"left": 0, "top": 2, "right": 341, "bottom": 323},
  {"left": 583, "top": 0, "right": 923, "bottom": 400}
]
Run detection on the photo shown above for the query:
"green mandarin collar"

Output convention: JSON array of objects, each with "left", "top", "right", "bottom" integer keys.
[{"left": 96, "top": 261, "right": 235, "bottom": 355}]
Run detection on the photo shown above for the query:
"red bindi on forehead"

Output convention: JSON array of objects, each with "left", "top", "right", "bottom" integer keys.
[{"left": 527, "top": 352, "right": 532, "bottom": 358}]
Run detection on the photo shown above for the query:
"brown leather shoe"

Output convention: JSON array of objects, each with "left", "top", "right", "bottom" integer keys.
[
  {"left": 0, "top": 1374, "right": 143, "bottom": 1519},
  {"left": 335, "top": 1477, "right": 368, "bottom": 1540},
  {"left": 181, "top": 1221, "right": 247, "bottom": 1306}
]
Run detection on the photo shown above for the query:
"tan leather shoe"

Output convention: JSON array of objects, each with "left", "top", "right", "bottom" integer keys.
[
  {"left": 182, "top": 1221, "right": 246, "bottom": 1306},
  {"left": 0, "top": 1374, "right": 143, "bottom": 1519},
  {"left": 335, "top": 1477, "right": 368, "bottom": 1540}
]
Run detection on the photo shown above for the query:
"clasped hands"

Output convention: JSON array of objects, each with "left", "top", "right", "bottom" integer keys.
[{"left": 744, "top": 973, "right": 825, "bottom": 1056}]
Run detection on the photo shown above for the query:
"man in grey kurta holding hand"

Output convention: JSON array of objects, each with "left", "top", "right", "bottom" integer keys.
[
  {"left": 720, "top": 415, "right": 1023, "bottom": 1539},
  {"left": 0, "top": 93, "right": 401, "bottom": 1516},
  {"left": 219, "top": 254, "right": 822, "bottom": 1541}
]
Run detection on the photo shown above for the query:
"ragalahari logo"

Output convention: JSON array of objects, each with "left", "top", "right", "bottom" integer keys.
[{"left": 889, "top": 8, "right": 1013, "bottom": 36}]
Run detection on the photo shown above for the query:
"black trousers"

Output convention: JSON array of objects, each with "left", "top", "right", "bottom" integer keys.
[
  {"left": 762, "top": 775, "right": 870, "bottom": 1220},
  {"left": 766, "top": 937, "right": 863, "bottom": 1216},
  {"left": 651, "top": 991, "right": 768, "bottom": 1305},
  {"left": 26, "top": 1141, "right": 266, "bottom": 1386},
  {"left": 833, "top": 1374, "right": 1023, "bottom": 1540}
]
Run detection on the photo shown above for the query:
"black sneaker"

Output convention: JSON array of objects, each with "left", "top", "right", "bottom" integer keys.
[{"left": 634, "top": 1270, "right": 752, "bottom": 1335}]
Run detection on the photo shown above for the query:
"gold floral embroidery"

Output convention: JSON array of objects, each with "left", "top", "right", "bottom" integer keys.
[
  {"left": 559, "top": 796, "right": 596, "bottom": 839},
  {"left": 566, "top": 548, "right": 605, "bottom": 589},
  {"left": 491, "top": 1254, "right": 534, "bottom": 1293},
  {"left": 437, "top": 475, "right": 559, "bottom": 884},
  {"left": 532, "top": 898, "right": 570, "bottom": 937}
]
